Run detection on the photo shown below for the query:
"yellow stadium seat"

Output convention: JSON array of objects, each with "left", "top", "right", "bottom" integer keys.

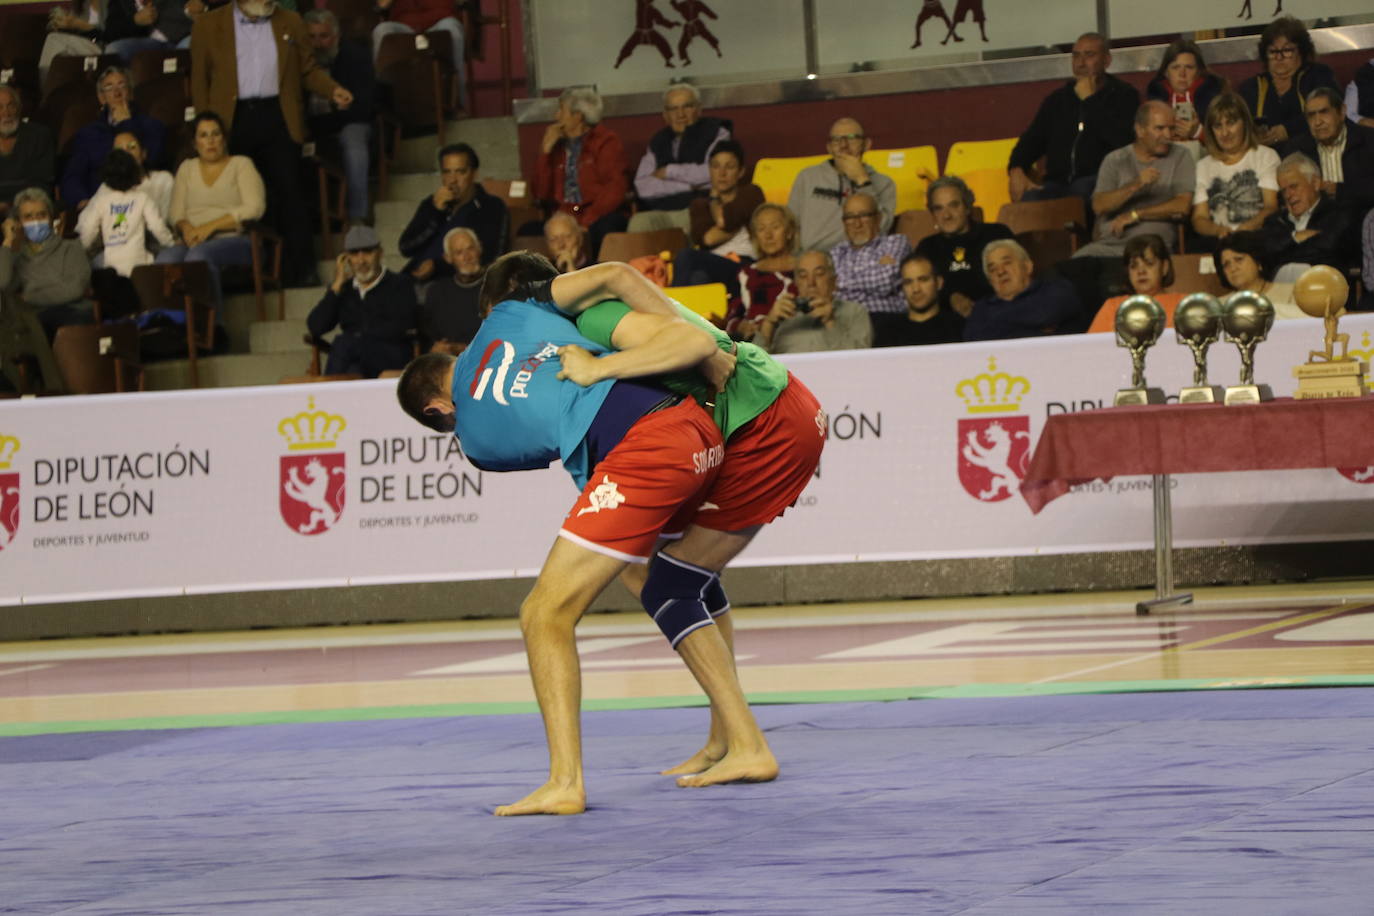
[
  {"left": 670, "top": 283, "right": 729, "bottom": 322},
  {"left": 751, "top": 155, "right": 828, "bottom": 206},
  {"left": 863, "top": 146, "right": 939, "bottom": 214},
  {"left": 944, "top": 138, "right": 1019, "bottom": 225}
]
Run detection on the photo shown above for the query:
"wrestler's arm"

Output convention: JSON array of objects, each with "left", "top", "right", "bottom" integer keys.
[
  {"left": 558, "top": 311, "right": 719, "bottom": 385},
  {"left": 549, "top": 262, "right": 680, "bottom": 317}
]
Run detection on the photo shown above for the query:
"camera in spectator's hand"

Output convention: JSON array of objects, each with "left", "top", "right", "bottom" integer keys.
[{"left": 794, "top": 297, "right": 812, "bottom": 314}]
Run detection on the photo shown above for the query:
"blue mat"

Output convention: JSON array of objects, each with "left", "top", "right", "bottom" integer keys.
[{"left": 3, "top": 689, "right": 1372, "bottom": 915}]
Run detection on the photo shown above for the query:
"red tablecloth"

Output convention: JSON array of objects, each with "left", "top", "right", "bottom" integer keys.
[{"left": 1019, "top": 397, "right": 1374, "bottom": 514}]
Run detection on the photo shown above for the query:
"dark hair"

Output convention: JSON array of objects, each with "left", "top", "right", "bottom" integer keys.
[
  {"left": 898, "top": 250, "right": 940, "bottom": 278},
  {"left": 438, "top": 142, "right": 479, "bottom": 172},
  {"left": 191, "top": 110, "right": 227, "bottom": 149},
  {"left": 99, "top": 148, "right": 142, "bottom": 192},
  {"left": 479, "top": 250, "right": 559, "bottom": 314},
  {"left": 1154, "top": 38, "right": 1210, "bottom": 83},
  {"left": 709, "top": 139, "right": 745, "bottom": 168},
  {"left": 1305, "top": 86, "right": 1344, "bottom": 112},
  {"left": 925, "top": 174, "right": 975, "bottom": 214},
  {"left": 1122, "top": 234, "right": 1174, "bottom": 289},
  {"left": 1213, "top": 230, "right": 1273, "bottom": 289},
  {"left": 1259, "top": 16, "right": 1315, "bottom": 67},
  {"left": 396, "top": 352, "right": 458, "bottom": 433}
]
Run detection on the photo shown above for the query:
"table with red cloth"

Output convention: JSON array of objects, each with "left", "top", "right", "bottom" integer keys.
[{"left": 1018, "top": 397, "right": 1374, "bottom": 611}]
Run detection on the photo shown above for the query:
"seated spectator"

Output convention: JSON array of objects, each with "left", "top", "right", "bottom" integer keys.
[
  {"left": 1147, "top": 39, "right": 1225, "bottom": 154},
  {"left": 914, "top": 175, "right": 1013, "bottom": 317},
  {"left": 752, "top": 250, "right": 871, "bottom": 354},
  {"left": 77, "top": 148, "right": 175, "bottom": 280},
  {"left": 724, "top": 202, "right": 798, "bottom": 339},
  {"left": 1086, "top": 234, "right": 1184, "bottom": 333},
  {"left": 787, "top": 117, "right": 895, "bottom": 251},
  {"left": 111, "top": 131, "right": 173, "bottom": 222},
  {"left": 60, "top": 66, "right": 167, "bottom": 213},
  {"left": 1362, "top": 211, "right": 1374, "bottom": 311},
  {"left": 0, "top": 187, "right": 93, "bottom": 341},
  {"left": 544, "top": 211, "right": 590, "bottom": 274},
  {"left": 371, "top": 0, "right": 466, "bottom": 106},
  {"left": 1215, "top": 229, "right": 1300, "bottom": 318},
  {"left": 39, "top": 1, "right": 104, "bottom": 85},
  {"left": 1008, "top": 32, "right": 1138, "bottom": 205},
  {"left": 305, "top": 9, "right": 376, "bottom": 227},
  {"left": 1236, "top": 16, "right": 1339, "bottom": 148},
  {"left": 400, "top": 143, "right": 507, "bottom": 282},
  {"left": 161, "top": 111, "right": 265, "bottom": 306},
  {"left": 1263, "top": 153, "right": 1355, "bottom": 285},
  {"left": 1349, "top": 56, "right": 1374, "bottom": 128},
  {"left": 420, "top": 227, "right": 484, "bottom": 355},
  {"left": 104, "top": 0, "right": 195, "bottom": 62},
  {"left": 1191, "top": 93, "right": 1280, "bottom": 243},
  {"left": 532, "top": 87, "right": 627, "bottom": 257},
  {"left": 0, "top": 86, "right": 56, "bottom": 207},
  {"left": 831, "top": 191, "right": 909, "bottom": 344},
  {"left": 876, "top": 251, "right": 964, "bottom": 347},
  {"left": 1287, "top": 88, "right": 1374, "bottom": 219},
  {"left": 629, "top": 83, "right": 731, "bottom": 233},
  {"left": 671, "top": 140, "right": 763, "bottom": 293},
  {"left": 964, "top": 239, "right": 1079, "bottom": 341},
  {"left": 307, "top": 225, "right": 418, "bottom": 377}
]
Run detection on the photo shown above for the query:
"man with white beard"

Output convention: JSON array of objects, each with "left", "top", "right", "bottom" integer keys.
[
  {"left": 306, "top": 226, "right": 418, "bottom": 377},
  {"left": 0, "top": 86, "right": 56, "bottom": 211}
]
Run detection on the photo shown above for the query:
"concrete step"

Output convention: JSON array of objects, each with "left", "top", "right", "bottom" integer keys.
[
  {"left": 227, "top": 286, "right": 324, "bottom": 329},
  {"left": 144, "top": 350, "right": 311, "bottom": 391},
  {"left": 392, "top": 115, "right": 519, "bottom": 178},
  {"left": 250, "top": 320, "right": 315, "bottom": 354},
  {"left": 372, "top": 199, "right": 417, "bottom": 237}
]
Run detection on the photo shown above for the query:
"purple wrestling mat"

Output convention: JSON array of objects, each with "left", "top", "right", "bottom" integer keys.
[{"left": 3, "top": 689, "right": 1372, "bottom": 915}]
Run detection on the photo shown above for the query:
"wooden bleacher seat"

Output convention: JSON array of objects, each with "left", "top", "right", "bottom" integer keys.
[
  {"left": 376, "top": 31, "right": 456, "bottom": 144},
  {"left": 1171, "top": 254, "right": 1227, "bottom": 298},
  {"left": 597, "top": 228, "right": 688, "bottom": 264},
  {"left": 51, "top": 322, "right": 143, "bottom": 394},
  {"left": 944, "top": 138, "right": 1018, "bottom": 224},
  {"left": 129, "top": 262, "right": 215, "bottom": 388}
]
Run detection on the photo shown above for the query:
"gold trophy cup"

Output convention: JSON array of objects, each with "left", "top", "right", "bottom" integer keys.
[
  {"left": 1291, "top": 265, "right": 1367, "bottom": 399},
  {"left": 1173, "top": 293, "right": 1226, "bottom": 403},
  {"left": 1221, "top": 290, "right": 1275, "bottom": 404},
  {"left": 1113, "top": 295, "right": 1167, "bottom": 406}
]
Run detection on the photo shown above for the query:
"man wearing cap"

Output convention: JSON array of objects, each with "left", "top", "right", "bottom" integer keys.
[{"left": 306, "top": 225, "right": 418, "bottom": 376}]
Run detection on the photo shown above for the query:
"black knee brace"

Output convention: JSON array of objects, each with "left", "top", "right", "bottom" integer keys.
[{"left": 641, "top": 553, "right": 717, "bottom": 648}]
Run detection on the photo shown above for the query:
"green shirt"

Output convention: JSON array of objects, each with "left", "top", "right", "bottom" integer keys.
[{"left": 575, "top": 300, "right": 788, "bottom": 441}]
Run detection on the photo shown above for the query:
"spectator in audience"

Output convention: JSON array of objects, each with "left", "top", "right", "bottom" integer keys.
[
  {"left": 1287, "top": 88, "right": 1374, "bottom": 218},
  {"left": 39, "top": 1, "right": 104, "bottom": 85},
  {"left": 1076, "top": 101, "right": 1195, "bottom": 259},
  {"left": 724, "top": 202, "right": 798, "bottom": 339},
  {"left": 191, "top": 0, "right": 352, "bottom": 287},
  {"left": 307, "top": 225, "right": 418, "bottom": 377},
  {"left": 371, "top": 0, "right": 465, "bottom": 107},
  {"left": 60, "top": 66, "right": 167, "bottom": 213},
  {"left": 305, "top": 8, "right": 376, "bottom": 227},
  {"left": 532, "top": 87, "right": 628, "bottom": 258},
  {"left": 629, "top": 83, "right": 731, "bottom": 233},
  {"left": 1347, "top": 56, "right": 1374, "bottom": 128},
  {"left": 752, "top": 249, "right": 871, "bottom": 354},
  {"left": 1191, "top": 92, "right": 1280, "bottom": 243},
  {"left": 1362, "top": 211, "right": 1374, "bottom": 311},
  {"left": 0, "top": 86, "right": 56, "bottom": 207},
  {"left": 543, "top": 210, "right": 590, "bottom": 274},
  {"left": 162, "top": 111, "right": 265, "bottom": 306},
  {"left": 830, "top": 191, "right": 909, "bottom": 344},
  {"left": 672, "top": 139, "right": 763, "bottom": 292},
  {"left": 399, "top": 143, "right": 507, "bottom": 283},
  {"left": 0, "top": 187, "right": 93, "bottom": 341},
  {"left": 77, "top": 148, "right": 176, "bottom": 279},
  {"left": 787, "top": 117, "right": 895, "bottom": 251},
  {"left": 1263, "top": 153, "right": 1355, "bottom": 285},
  {"left": 1214, "top": 230, "right": 1299, "bottom": 317},
  {"left": 964, "top": 239, "right": 1079, "bottom": 341},
  {"left": 876, "top": 251, "right": 964, "bottom": 347},
  {"left": 112, "top": 130, "right": 174, "bottom": 222},
  {"left": 1236, "top": 16, "right": 1339, "bottom": 148},
  {"left": 104, "top": 0, "right": 195, "bottom": 61},
  {"left": 419, "top": 227, "right": 484, "bottom": 355},
  {"left": 1086, "top": 234, "right": 1184, "bottom": 333},
  {"left": 1147, "top": 39, "right": 1225, "bottom": 152},
  {"left": 1008, "top": 32, "right": 1138, "bottom": 205},
  {"left": 913, "top": 175, "right": 1013, "bottom": 317}
]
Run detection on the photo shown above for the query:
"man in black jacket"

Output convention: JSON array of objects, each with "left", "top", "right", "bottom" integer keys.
[
  {"left": 306, "top": 9, "right": 376, "bottom": 226},
  {"left": 398, "top": 142, "right": 508, "bottom": 282},
  {"left": 1286, "top": 88, "right": 1374, "bottom": 221},
  {"left": 628, "top": 83, "right": 731, "bottom": 233},
  {"left": 307, "top": 226, "right": 417, "bottom": 377},
  {"left": 1008, "top": 33, "right": 1138, "bottom": 207},
  {"left": 1264, "top": 153, "right": 1356, "bottom": 284}
]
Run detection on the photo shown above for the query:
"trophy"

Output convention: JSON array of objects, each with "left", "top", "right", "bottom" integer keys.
[
  {"left": 1113, "top": 295, "right": 1167, "bottom": 406},
  {"left": 1290, "top": 265, "right": 1367, "bottom": 399},
  {"left": 1221, "top": 291, "right": 1275, "bottom": 404},
  {"left": 1173, "top": 293, "right": 1226, "bottom": 403}
]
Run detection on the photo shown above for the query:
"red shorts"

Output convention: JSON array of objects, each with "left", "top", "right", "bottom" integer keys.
[
  {"left": 686, "top": 372, "right": 826, "bottom": 533},
  {"left": 559, "top": 399, "right": 723, "bottom": 563}
]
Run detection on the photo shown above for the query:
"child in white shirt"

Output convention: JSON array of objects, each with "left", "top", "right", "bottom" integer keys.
[{"left": 77, "top": 148, "right": 176, "bottom": 278}]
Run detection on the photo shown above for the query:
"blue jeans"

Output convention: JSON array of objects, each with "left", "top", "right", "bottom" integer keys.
[
  {"left": 372, "top": 17, "right": 466, "bottom": 106},
  {"left": 158, "top": 235, "right": 254, "bottom": 306},
  {"left": 106, "top": 35, "right": 192, "bottom": 64},
  {"left": 338, "top": 121, "right": 372, "bottom": 222}
]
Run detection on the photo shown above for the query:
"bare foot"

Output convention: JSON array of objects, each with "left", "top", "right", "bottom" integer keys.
[
  {"left": 660, "top": 744, "right": 724, "bottom": 776},
  {"left": 675, "top": 748, "right": 778, "bottom": 787},
  {"left": 494, "top": 781, "right": 585, "bottom": 816}
]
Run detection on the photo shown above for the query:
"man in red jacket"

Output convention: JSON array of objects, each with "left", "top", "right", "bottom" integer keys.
[{"left": 532, "top": 87, "right": 629, "bottom": 260}]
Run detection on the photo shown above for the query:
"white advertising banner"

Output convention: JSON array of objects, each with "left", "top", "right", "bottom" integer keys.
[
  {"left": 1109, "top": 0, "right": 1374, "bottom": 42},
  {"left": 2, "top": 314, "right": 1373, "bottom": 606}
]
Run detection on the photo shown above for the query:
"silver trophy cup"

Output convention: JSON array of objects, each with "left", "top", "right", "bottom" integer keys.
[
  {"left": 1113, "top": 294, "right": 1167, "bottom": 406},
  {"left": 1221, "top": 290, "right": 1275, "bottom": 404},
  {"left": 1173, "top": 293, "right": 1226, "bottom": 403}
]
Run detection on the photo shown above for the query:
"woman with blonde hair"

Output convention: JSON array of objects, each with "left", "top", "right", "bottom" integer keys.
[
  {"left": 723, "top": 202, "right": 798, "bottom": 339},
  {"left": 1190, "top": 93, "right": 1279, "bottom": 244}
]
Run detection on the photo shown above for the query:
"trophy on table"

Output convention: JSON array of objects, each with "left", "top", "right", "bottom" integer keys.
[
  {"left": 1221, "top": 290, "right": 1275, "bottom": 404},
  {"left": 1173, "top": 293, "right": 1226, "bottom": 403},
  {"left": 1113, "top": 295, "right": 1167, "bottom": 406},
  {"left": 1290, "top": 265, "right": 1367, "bottom": 399}
]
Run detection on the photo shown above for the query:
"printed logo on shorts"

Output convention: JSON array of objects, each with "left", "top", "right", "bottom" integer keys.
[{"left": 577, "top": 475, "right": 626, "bottom": 516}]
